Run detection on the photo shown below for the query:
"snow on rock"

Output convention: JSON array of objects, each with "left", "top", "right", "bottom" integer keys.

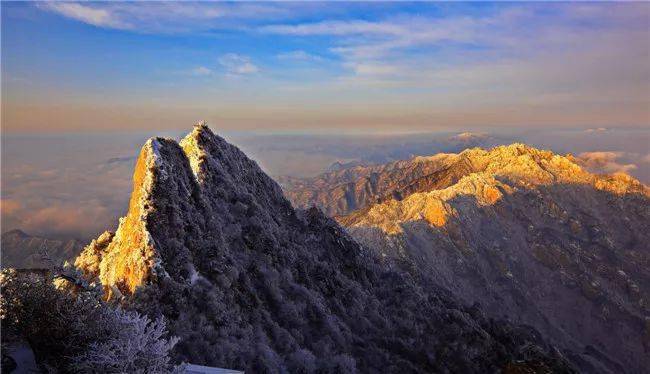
[{"left": 75, "top": 123, "right": 575, "bottom": 373}]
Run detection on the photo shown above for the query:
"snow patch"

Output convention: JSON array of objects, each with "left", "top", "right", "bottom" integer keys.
[
  {"left": 148, "top": 138, "right": 162, "bottom": 166},
  {"left": 187, "top": 264, "right": 204, "bottom": 284}
]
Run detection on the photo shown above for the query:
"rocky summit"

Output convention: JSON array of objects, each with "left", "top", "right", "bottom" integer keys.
[
  {"left": 285, "top": 143, "right": 650, "bottom": 373},
  {"left": 76, "top": 123, "right": 574, "bottom": 373}
]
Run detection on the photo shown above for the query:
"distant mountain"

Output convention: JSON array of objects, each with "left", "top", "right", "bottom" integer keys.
[
  {"left": 1, "top": 229, "right": 83, "bottom": 269},
  {"left": 448, "top": 131, "right": 491, "bottom": 144},
  {"left": 326, "top": 160, "right": 367, "bottom": 172},
  {"left": 75, "top": 124, "right": 573, "bottom": 373},
  {"left": 281, "top": 153, "right": 464, "bottom": 217},
  {"left": 285, "top": 143, "right": 650, "bottom": 373}
]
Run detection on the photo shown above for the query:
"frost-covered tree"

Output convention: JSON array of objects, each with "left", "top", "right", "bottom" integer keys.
[
  {"left": 71, "top": 309, "right": 180, "bottom": 373},
  {"left": 0, "top": 269, "right": 180, "bottom": 373}
]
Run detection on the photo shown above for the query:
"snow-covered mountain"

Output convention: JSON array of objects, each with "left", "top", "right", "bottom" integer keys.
[
  {"left": 75, "top": 123, "right": 574, "bottom": 373},
  {"left": 285, "top": 143, "right": 650, "bottom": 373}
]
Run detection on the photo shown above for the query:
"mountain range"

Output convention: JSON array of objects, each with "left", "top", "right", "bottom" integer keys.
[
  {"left": 1, "top": 229, "right": 83, "bottom": 269},
  {"left": 73, "top": 124, "right": 575, "bottom": 373},
  {"left": 283, "top": 143, "right": 650, "bottom": 373}
]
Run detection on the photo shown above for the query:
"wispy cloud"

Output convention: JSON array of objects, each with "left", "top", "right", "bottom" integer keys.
[
  {"left": 260, "top": 15, "right": 498, "bottom": 59},
  {"left": 259, "top": 3, "right": 650, "bottom": 119},
  {"left": 261, "top": 20, "right": 409, "bottom": 37},
  {"left": 346, "top": 63, "right": 399, "bottom": 76},
  {"left": 277, "top": 50, "right": 324, "bottom": 62},
  {"left": 37, "top": 1, "right": 292, "bottom": 33},
  {"left": 39, "top": 2, "right": 128, "bottom": 29},
  {"left": 190, "top": 66, "right": 213, "bottom": 76},
  {"left": 219, "top": 54, "right": 259, "bottom": 76}
]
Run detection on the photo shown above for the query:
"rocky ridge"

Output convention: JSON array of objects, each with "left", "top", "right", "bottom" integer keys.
[
  {"left": 282, "top": 144, "right": 648, "bottom": 218},
  {"left": 75, "top": 124, "right": 574, "bottom": 373},
  {"left": 299, "top": 144, "right": 649, "bottom": 373},
  {"left": 281, "top": 153, "right": 464, "bottom": 217}
]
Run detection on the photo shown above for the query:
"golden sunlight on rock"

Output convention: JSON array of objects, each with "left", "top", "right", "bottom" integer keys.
[
  {"left": 76, "top": 140, "right": 162, "bottom": 298},
  {"left": 339, "top": 143, "right": 649, "bottom": 240},
  {"left": 422, "top": 199, "right": 448, "bottom": 227}
]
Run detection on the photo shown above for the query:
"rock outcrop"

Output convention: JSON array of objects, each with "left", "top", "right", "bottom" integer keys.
[
  {"left": 76, "top": 124, "right": 574, "bottom": 373},
  {"left": 294, "top": 144, "right": 649, "bottom": 373}
]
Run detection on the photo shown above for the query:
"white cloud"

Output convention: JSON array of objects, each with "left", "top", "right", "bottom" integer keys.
[
  {"left": 38, "top": 2, "right": 128, "bottom": 29},
  {"left": 577, "top": 151, "right": 638, "bottom": 175},
  {"left": 261, "top": 20, "right": 407, "bottom": 36},
  {"left": 262, "top": 5, "right": 648, "bottom": 77},
  {"left": 190, "top": 66, "right": 213, "bottom": 76},
  {"left": 348, "top": 63, "right": 398, "bottom": 76},
  {"left": 258, "top": 3, "right": 650, "bottom": 121},
  {"left": 37, "top": 2, "right": 294, "bottom": 34},
  {"left": 277, "top": 50, "right": 324, "bottom": 62},
  {"left": 261, "top": 15, "right": 492, "bottom": 56},
  {"left": 218, "top": 54, "right": 259, "bottom": 75}
]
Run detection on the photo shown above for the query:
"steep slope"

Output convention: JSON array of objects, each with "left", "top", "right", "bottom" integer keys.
[
  {"left": 336, "top": 144, "right": 650, "bottom": 374},
  {"left": 76, "top": 124, "right": 574, "bottom": 373},
  {"left": 1, "top": 229, "right": 83, "bottom": 269}
]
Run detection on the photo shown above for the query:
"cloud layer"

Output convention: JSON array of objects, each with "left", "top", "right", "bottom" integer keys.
[{"left": 576, "top": 151, "right": 650, "bottom": 182}]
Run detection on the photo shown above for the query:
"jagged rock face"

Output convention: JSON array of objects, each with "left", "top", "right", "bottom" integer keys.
[
  {"left": 1, "top": 229, "right": 83, "bottom": 269},
  {"left": 76, "top": 125, "right": 574, "bottom": 373},
  {"left": 281, "top": 153, "right": 466, "bottom": 217},
  {"left": 311, "top": 144, "right": 650, "bottom": 374}
]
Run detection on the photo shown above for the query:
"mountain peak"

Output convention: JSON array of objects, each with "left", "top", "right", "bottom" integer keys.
[
  {"left": 179, "top": 122, "right": 212, "bottom": 181},
  {"left": 73, "top": 126, "right": 576, "bottom": 372},
  {"left": 75, "top": 136, "right": 184, "bottom": 295},
  {"left": 77, "top": 123, "right": 292, "bottom": 297},
  {"left": 283, "top": 143, "right": 649, "bottom": 373},
  {"left": 194, "top": 119, "right": 208, "bottom": 130},
  {"left": 74, "top": 126, "right": 582, "bottom": 371},
  {"left": 184, "top": 120, "right": 212, "bottom": 145},
  {"left": 285, "top": 142, "right": 642, "bottom": 217},
  {"left": 78, "top": 131, "right": 199, "bottom": 295},
  {"left": 3, "top": 229, "right": 29, "bottom": 238}
]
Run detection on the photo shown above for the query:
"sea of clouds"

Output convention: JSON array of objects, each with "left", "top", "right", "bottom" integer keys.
[{"left": 2, "top": 127, "right": 648, "bottom": 241}]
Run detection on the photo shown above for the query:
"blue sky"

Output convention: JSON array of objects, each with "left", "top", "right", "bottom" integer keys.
[{"left": 2, "top": 1, "right": 649, "bottom": 133}]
